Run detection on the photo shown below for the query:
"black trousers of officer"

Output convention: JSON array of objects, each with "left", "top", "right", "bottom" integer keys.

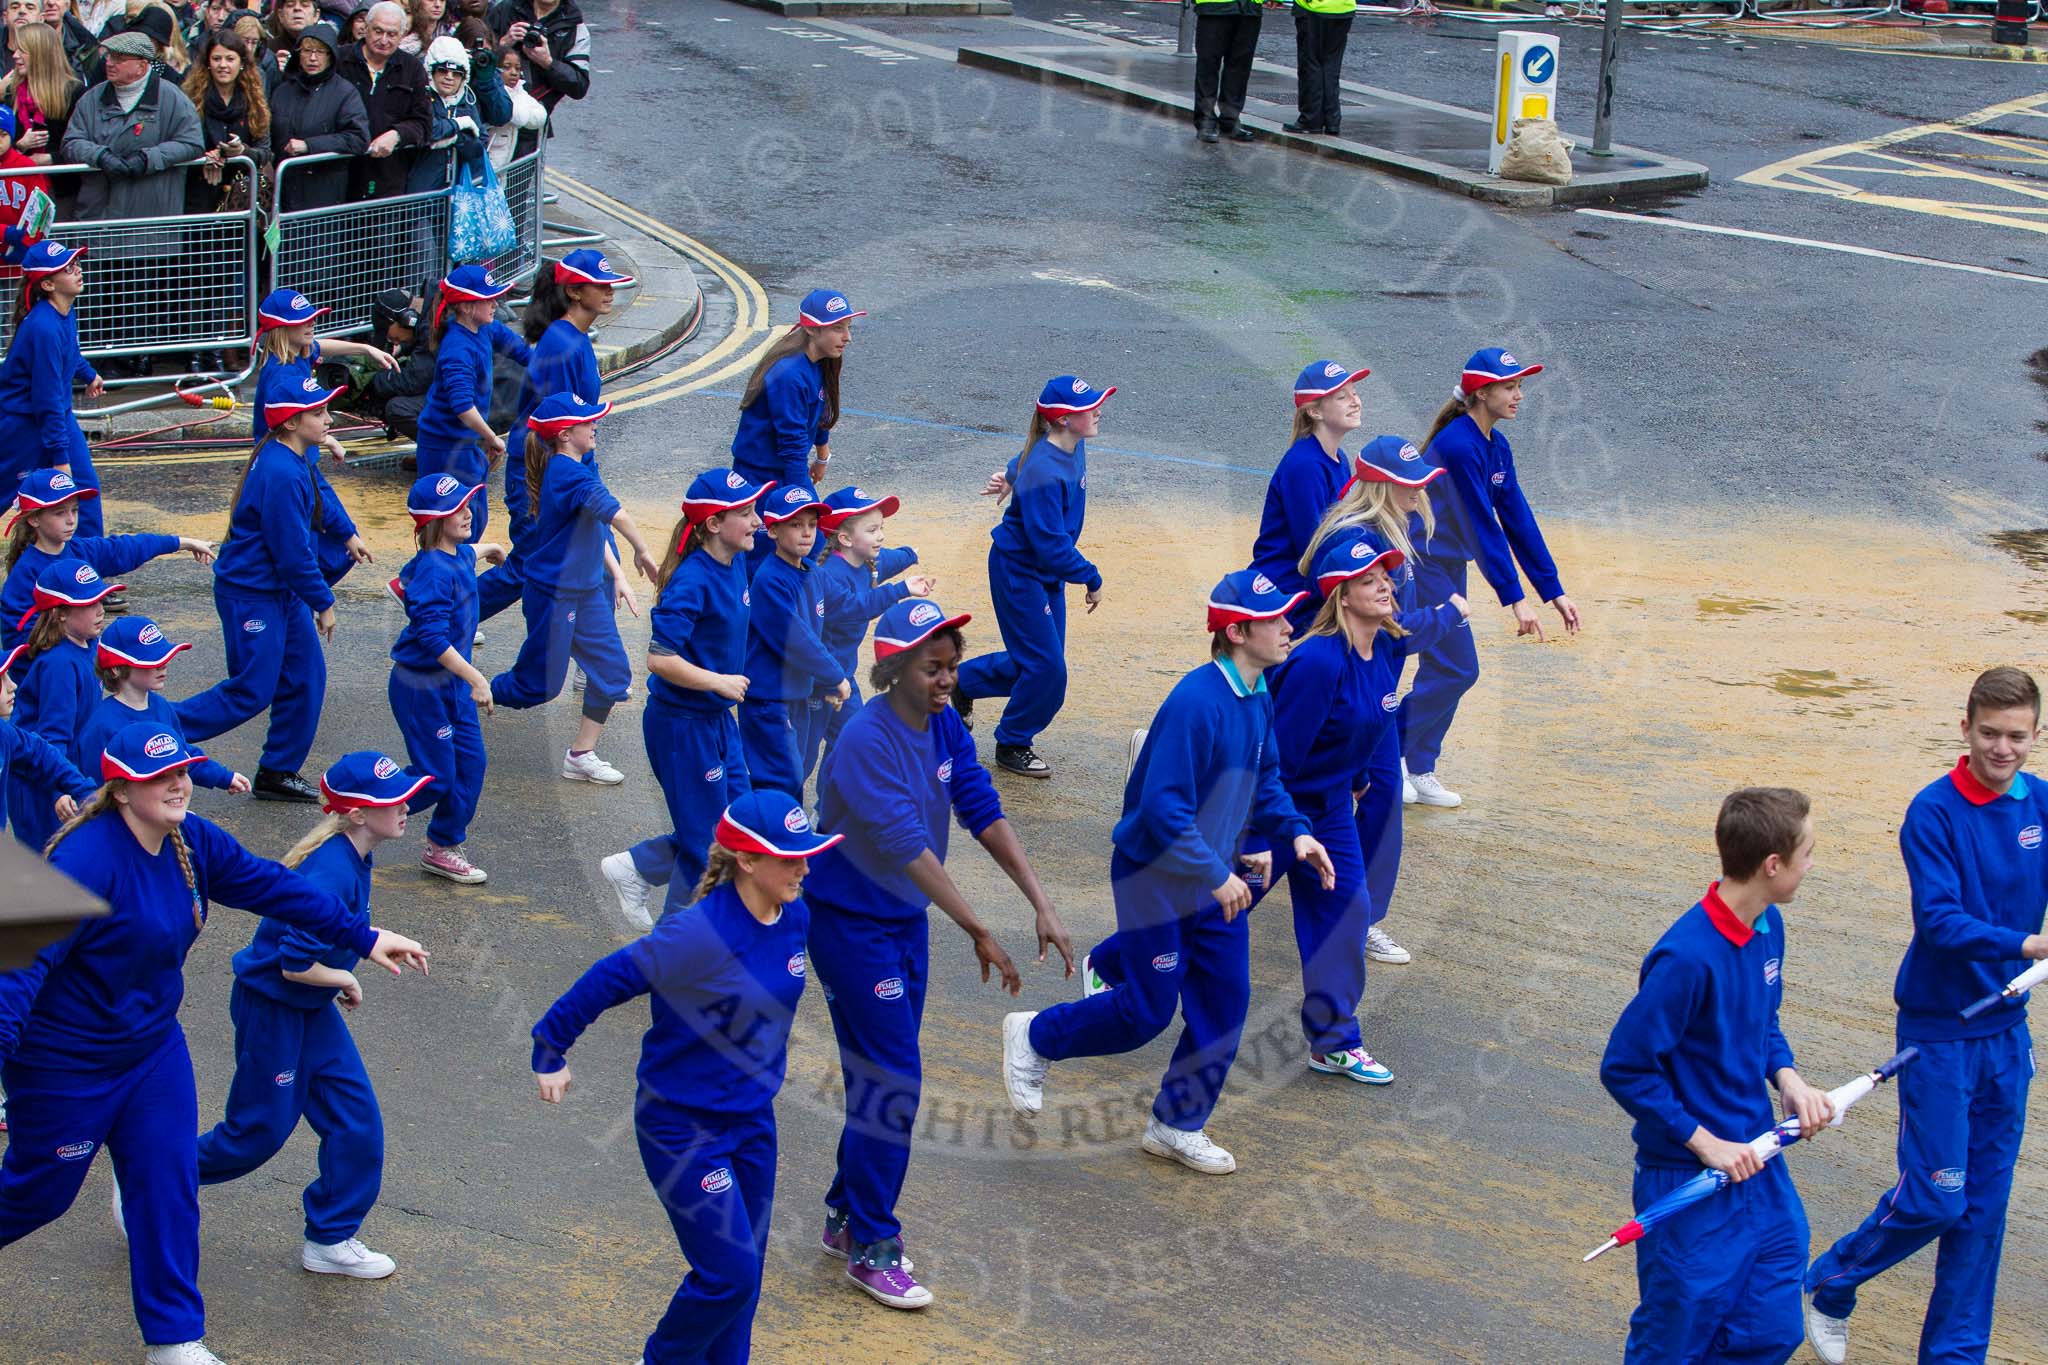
[
  {"left": 1293, "top": 10, "right": 1353, "bottom": 131},
  {"left": 1193, "top": 11, "right": 1263, "bottom": 129}
]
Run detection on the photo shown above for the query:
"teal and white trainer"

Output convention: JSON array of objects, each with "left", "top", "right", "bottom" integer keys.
[
  {"left": 1308, "top": 1046, "right": 1394, "bottom": 1085},
  {"left": 1081, "top": 952, "right": 1111, "bottom": 998}
]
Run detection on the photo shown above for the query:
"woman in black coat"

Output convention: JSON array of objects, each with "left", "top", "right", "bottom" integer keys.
[
  {"left": 267, "top": 20, "right": 363, "bottom": 212},
  {"left": 181, "top": 30, "right": 270, "bottom": 211}
]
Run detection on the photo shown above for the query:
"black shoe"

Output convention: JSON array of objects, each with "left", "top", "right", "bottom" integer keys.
[
  {"left": 1283, "top": 121, "right": 1323, "bottom": 134},
  {"left": 1325, "top": 122, "right": 1342, "bottom": 136},
  {"left": 1198, "top": 117, "right": 1220, "bottom": 144},
  {"left": 252, "top": 768, "right": 320, "bottom": 803},
  {"left": 1229, "top": 125, "right": 1255, "bottom": 143},
  {"left": 951, "top": 693, "right": 974, "bottom": 731},
  {"left": 101, "top": 587, "right": 129, "bottom": 614},
  {"left": 995, "top": 745, "right": 1051, "bottom": 779}
]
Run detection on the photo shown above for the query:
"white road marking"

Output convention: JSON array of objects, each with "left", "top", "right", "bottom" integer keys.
[
  {"left": 1574, "top": 208, "right": 2048, "bottom": 285},
  {"left": 1032, "top": 268, "right": 1132, "bottom": 292}
]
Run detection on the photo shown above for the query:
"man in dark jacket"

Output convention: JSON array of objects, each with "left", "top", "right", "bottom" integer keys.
[
  {"left": 39, "top": 0, "right": 97, "bottom": 77},
  {"left": 487, "top": 0, "right": 588, "bottom": 123},
  {"left": 336, "top": 0, "right": 429, "bottom": 198}
]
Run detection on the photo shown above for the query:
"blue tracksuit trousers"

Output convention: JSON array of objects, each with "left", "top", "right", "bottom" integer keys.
[
  {"left": 178, "top": 588, "right": 326, "bottom": 773},
  {"left": 1627, "top": 1157, "right": 1807, "bottom": 1365},
  {"left": 195, "top": 983, "right": 383, "bottom": 1245},
  {"left": 1806, "top": 1027, "right": 2032, "bottom": 1364},
  {"left": 805, "top": 682, "right": 860, "bottom": 785},
  {"left": 491, "top": 585, "right": 631, "bottom": 710},
  {"left": 476, "top": 552, "right": 526, "bottom": 623},
  {"left": 632, "top": 703, "right": 750, "bottom": 897},
  {"left": 805, "top": 902, "right": 928, "bottom": 1249},
  {"left": 634, "top": 1103, "right": 776, "bottom": 1365},
  {"left": 737, "top": 698, "right": 805, "bottom": 801},
  {"left": 1, "top": 416, "right": 100, "bottom": 537},
  {"left": 1030, "top": 855, "right": 1252, "bottom": 1132},
  {"left": 1401, "top": 554, "right": 1479, "bottom": 775},
  {"left": 955, "top": 548, "right": 1069, "bottom": 748},
  {"left": 0, "top": 1032, "right": 204, "bottom": 1346},
  {"left": 1360, "top": 723, "right": 1403, "bottom": 926},
  {"left": 388, "top": 669, "right": 487, "bottom": 848},
  {"left": 1249, "top": 795, "right": 1373, "bottom": 1054}
]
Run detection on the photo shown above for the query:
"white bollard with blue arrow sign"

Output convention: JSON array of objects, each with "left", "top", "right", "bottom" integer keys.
[{"left": 1490, "top": 31, "right": 1560, "bottom": 175}]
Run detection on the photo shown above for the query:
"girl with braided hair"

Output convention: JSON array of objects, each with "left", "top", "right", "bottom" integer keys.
[{"left": 0, "top": 721, "right": 427, "bottom": 1365}]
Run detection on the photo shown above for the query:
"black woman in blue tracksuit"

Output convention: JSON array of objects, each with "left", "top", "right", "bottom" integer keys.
[
  {"left": 0, "top": 721, "right": 426, "bottom": 1364},
  {"left": 804, "top": 599, "right": 1069, "bottom": 1310},
  {"left": 954, "top": 375, "right": 1112, "bottom": 780},
  {"left": 0, "top": 242, "right": 103, "bottom": 536},
  {"left": 731, "top": 288, "right": 861, "bottom": 574},
  {"left": 532, "top": 789, "right": 840, "bottom": 1365}
]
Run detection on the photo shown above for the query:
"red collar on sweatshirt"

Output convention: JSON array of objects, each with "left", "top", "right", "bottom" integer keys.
[
  {"left": 1948, "top": 755, "right": 2018, "bottom": 807},
  {"left": 1701, "top": 881, "right": 1754, "bottom": 948}
]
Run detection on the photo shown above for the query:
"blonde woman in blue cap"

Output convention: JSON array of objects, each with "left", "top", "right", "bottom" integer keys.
[
  {"left": 1248, "top": 359, "right": 1368, "bottom": 632},
  {"left": 732, "top": 288, "right": 859, "bottom": 571},
  {"left": 0, "top": 241, "right": 104, "bottom": 536}
]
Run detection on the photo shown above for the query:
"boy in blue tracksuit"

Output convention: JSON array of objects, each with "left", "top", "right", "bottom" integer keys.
[
  {"left": 389, "top": 475, "right": 504, "bottom": 885},
  {"left": 1003, "top": 571, "right": 1331, "bottom": 1176},
  {"left": 197, "top": 752, "right": 432, "bottom": 1284},
  {"left": 8, "top": 559, "right": 117, "bottom": 850},
  {"left": 598, "top": 470, "right": 772, "bottom": 930},
  {"left": 76, "top": 617, "right": 248, "bottom": 797},
  {"left": 0, "top": 640, "right": 95, "bottom": 841},
  {"left": 533, "top": 790, "right": 841, "bottom": 1365},
  {"left": 417, "top": 265, "right": 531, "bottom": 542},
  {"left": 1248, "top": 360, "right": 1369, "bottom": 632},
  {"left": 2, "top": 469, "right": 214, "bottom": 651},
  {"left": 1600, "top": 786, "right": 1834, "bottom": 1365},
  {"left": 731, "top": 288, "right": 861, "bottom": 572},
  {"left": 1804, "top": 667, "right": 2048, "bottom": 1365},
  {"left": 956, "top": 375, "right": 1112, "bottom": 780},
  {"left": 0, "top": 242, "right": 102, "bottom": 536},
  {"left": 741, "top": 483, "right": 849, "bottom": 800},
  {"left": 807, "top": 485, "right": 933, "bottom": 781}
]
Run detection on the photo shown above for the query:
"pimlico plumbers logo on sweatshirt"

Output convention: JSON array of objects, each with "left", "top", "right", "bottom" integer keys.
[
  {"left": 786, "top": 951, "right": 806, "bottom": 979},
  {"left": 1763, "top": 958, "right": 1781, "bottom": 986},
  {"left": 2020, "top": 824, "right": 2042, "bottom": 850}
]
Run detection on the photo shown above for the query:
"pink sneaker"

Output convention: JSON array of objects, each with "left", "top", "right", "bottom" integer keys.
[
  {"left": 821, "top": 1211, "right": 914, "bottom": 1271},
  {"left": 421, "top": 845, "right": 487, "bottom": 884}
]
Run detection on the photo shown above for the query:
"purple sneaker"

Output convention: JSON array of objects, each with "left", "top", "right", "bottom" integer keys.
[
  {"left": 847, "top": 1240, "right": 933, "bottom": 1310},
  {"left": 822, "top": 1210, "right": 913, "bottom": 1271}
]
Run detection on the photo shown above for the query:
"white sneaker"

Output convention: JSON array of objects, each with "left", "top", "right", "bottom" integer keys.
[
  {"left": 1409, "top": 772, "right": 1462, "bottom": 808},
  {"left": 1805, "top": 1297, "right": 1848, "bottom": 1365},
  {"left": 1365, "top": 925, "right": 1411, "bottom": 964},
  {"left": 1401, "top": 757, "right": 1418, "bottom": 806},
  {"left": 302, "top": 1236, "right": 397, "bottom": 1280},
  {"left": 472, "top": 628, "right": 486, "bottom": 646},
  {"left": 145, "top": 1344, "right": 225, "bottom": 1365},
  {"left": 570, "top": 665, "right": 586, "bottom": 694},
  {"left": 562, "top": 749, "right": 624, "bottom": 785},
  {"left": 1140, "top": 1117, "right": 1235, "bottom": 1174},
  {"left": 1126, "top": 727, "right": 1148, "bottom": 780},
  {"left": 111, "top": 1170, "right": 126, "bottom": 1241},
  {"left": 601, "top": 851, "right": 655, "bottom": 932},
  {"left": 1081, "top": 951, "right": 1112, "bottom": 998},
  {"left": 1001, "top": 1011, "right": 1048, "bottom": 1117}
]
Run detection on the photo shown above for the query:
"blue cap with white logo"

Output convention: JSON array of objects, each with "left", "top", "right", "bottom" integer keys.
[
  {"left": 797, "top": 288, "right": 865, "bottom": 328},
  {"left": 1312, "top": 527, "right": 1404, "bottom": 596},
  {"left": 21, "top": 240, "right": 84, "bottom": 279},
  {"left": 873, "top": 598, "right": 971, "bottom": 659},
  {"left": 714, "top": 789, "right": 845, "bottom": 858},
  {"left": 102, "top": 720, "right": 206, "bottom": 782},
  {"left": 8, "top": 468, "right": 99, "bottom": 529},
  {"left": 1293, "top": 359, "right": 1370, "bottom": 406},
  {"left": 762, "top": 483, "right": 829, "bottom": 526},
  {"left": 819, "top": 485, "right": 901, "bottom": 530},
  {"left": 527, "top": 391, "right": 612, "bottom": 439},
  {"left": 1347, "top": 434, "right": 1443, "bottom": 491},
  {"left": 98, "top": 616, "right": 192, "bottom": 670},
  {"left": 1206, "top": 569, "right": 1307, "bottom": 633},
  {"left": 261, "top": 372, "right": 342, "bottom": 430},
  {"left": 683, "top": 469, "right": 774, "bottom": 526},
  {"left": 257, "top": 287, "right": 330, "bottom": 331},
  {"left": 407, "top": 472, "right": 481, "bottom": 527},
  {"left": 555, "top": 249, "right": 635, "bottom": 287},
  {"left": 24, "top": 558, "right": 120, "bottom": 629},
  {"left": 319, "top": 751, "right": 433, "bottom": 813},
  {"left": 1035, "top": 375, "right": 1115, "bottom": 418},
  {"left": 1459, "top": 346, "right": 1543, "bottom": 395}
]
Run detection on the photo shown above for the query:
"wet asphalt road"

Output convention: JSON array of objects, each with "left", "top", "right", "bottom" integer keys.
[{"left": 5, "top": 2, "right": 2048, "bottom": 1362}]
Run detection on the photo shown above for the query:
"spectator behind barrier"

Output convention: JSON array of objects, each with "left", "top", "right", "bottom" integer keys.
[
  {"left": 4, "top": 21, "right": 85, "bottom": 201},
  {"left": 269, "top": 20, "right": 364, "bottom": 213},
  {"left": 337, "top": 2, "right": 372, "bottom": 47},
  {"left": 401, "top": 0, "right": 453, "bottom": 55},
  {"left": 182, "top": 31, "right": 269, "bottom": 211},
  {"left": 264, "top": 0, "right": 317, "bottom": 90},
  {"left": 38, "top": 0, "right": 96, "bottom": 77},
  {"left": 407, "top": 33, "right": 503, "bottom": 193},
  {"left": 487, "top": 0, "right": 586, "bottom": 126},
  {"left": 484, "top": 40, "right": 541, "bottom": 169},
  {"left": 60, "top": 28, "right": 202, "bottom": 220},
  {"left": 226, "top": 9, "right": 276, "bottom": 89},
  {"left": 338, "top": 0, "right": 428, "bottom": 199},
  {"left": 3, "top": 0, "right": 37, "bottom": 66}
]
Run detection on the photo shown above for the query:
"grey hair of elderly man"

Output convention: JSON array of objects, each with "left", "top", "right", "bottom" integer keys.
[{"left": 367, "top": 0, "right": 406, "bottom": 28}]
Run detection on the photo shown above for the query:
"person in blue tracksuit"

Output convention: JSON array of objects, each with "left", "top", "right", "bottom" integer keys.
[
  {"left": 1002, "top": 572, "right": 1332, "bottom": 1175},
  {"left": 1296, "top": 436, "right": 1467, "bottom": 965},
  {"left": 0, "top": 242, "right": 104, "bottom": 536},
  {"left": 2, "top": 468, "right": 217, "bottom": 651},
  {"left": 806, "top": 598, "right": 1071, "bottom": 1310},
  {"left": 731, "top": 288, "right": 861, "bottom": 573},
  {"left": 954, "top": 375, "right": 1112, "bottom": 780},
  {"left": 416, "top": 264, "right": 531, "bottom": 543},
  {"left": 1804, "top": 667, "right": 2048, "bottom": 1365},
  {"left": 178, "top": 378, "right": 353, "bottom": 805},
  {"left": 196, "top": 752, "right": 433, "bottom": 1286},
  {"left": 532, "top": 789, "right": 841, "bottom": 1365},
  {"left": 0, "top": 722, "right": 427, "bottom": 1365},
  {"left": 808, "top": 485, "right": 934, "bottom": 782},
  {"left": 0, "top": 640, "right": 94, "bottom": 842},
  {"left": 1405, "top": 347, "right": 1582, "bottom": 810},
  {"left": 597, "top": 470, "right": 771, "bottom": 931},
  {"left": 1248, "top": 359, "right": 1369, "bottom": 632},
  {"left": 741, "top": 483, "right": 850, "bottom": 800},
  {"left": 77, "top": 617, "right": 250, "bottom": 797},
  {"left": 1600, "top": 785, "right": 1834, "bottom": 1365},
  {"left": 389, "top": 474, "right": 506, "bottom": 886},
  {"left": 479, "top": 248, "right": 633, "bottom": 624},
  {"left": 489, "top": 392, "right": 660, "bottom": 786},
  {"left": 8, "top": 558, "right": 118, "bottom": 851}
]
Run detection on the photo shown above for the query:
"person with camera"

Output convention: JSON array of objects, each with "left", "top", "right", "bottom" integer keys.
[{"left": 486, "top": 0, "right": 585, "bottom": 127}]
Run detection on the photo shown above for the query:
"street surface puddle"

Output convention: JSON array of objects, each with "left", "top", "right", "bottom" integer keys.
[
  {"left": 1709, "top": 668, "right": 1878, "bottom": 700},
  {"left": 1697, "top": 595, "right": 1780, "bottom": 617},
  {"left": 1986, "top": 527, "right": 2048, "bottom": 571},
  {"left": 2006, "top": 609, "right": 2048, "bottom": 624}
]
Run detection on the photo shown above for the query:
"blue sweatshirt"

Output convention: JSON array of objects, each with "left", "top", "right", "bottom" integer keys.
[
  {"left": 3, "top": 535, "right": 180, "bottom": 650},
  {"left": 731, "top": 351, "right": 828, "bottom": 490},
  {"left": 391, "top": 544, "right": 479, "bottom": 674},
  {"left": 1269, "top": 632, "right": 1401, "bottom": 806},
  {"left": 1421, "top": 413, "right": 1563, "bottom": 608},
  {"left": 531, "top": 881, "right": 811, "bottom": 1115},
  {"left": 417, "top": 319, "right": 532, "bottom": 463},
  {"left": 1892, "top": 759, "right": 2048, "bottom": 1041},
  {"left": 0, "top": 716, "right": 93, "bottom": 835},
  {"left": 75, "top": 693, "right": 237, "bottom": 792},
  {"left": 248, "top": 343, "right": 322, "bottom": 443},
  {"left": 232, "top": 832, "right": 369, "bottom": 1011},
  {"left": 0, "top": 812, "right": 378, "bottom": 1075},
  {"left": 806, "top": 696, "right": 1004, "bottom": 921},
  {"left": 744, "top": 552, "right": 844, "bottom": 703},
  {"left": 0, "top": 301, "right": 96, "bottom": 470},
  {"left": 990, "top": 438, "right": 1100, "bottom": 590},
  {"left": 212, "top": 438, "right": 338, "bottom": 611},
  {"left": 14, "top": 636, "right": 96, "bottom": 768},
  {"left": 1113, "top": 659, "right": 1310, "bottom": 891},
  {"left": 817, "top": 547, "right": 918, "bottom": 677},
  {"left": 523, "top": 452, "right": 621, "bottom": 596},
  {"left": 1249, "top": 436, "right": 1348, "bottom": 603},
  {"left": 1600, "top": 884, "right": 1796, "bottom": 1169},
  {"left": 506, "top": 319, "right": 601, "bottom": 530},
  {"left": 647, "top": 548, "right": 748, "bottom": 716}
]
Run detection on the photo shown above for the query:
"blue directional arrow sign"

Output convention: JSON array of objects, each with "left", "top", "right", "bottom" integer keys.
[{"left": 1522, "top": 46, "right": 1554, "bottom": 83}]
